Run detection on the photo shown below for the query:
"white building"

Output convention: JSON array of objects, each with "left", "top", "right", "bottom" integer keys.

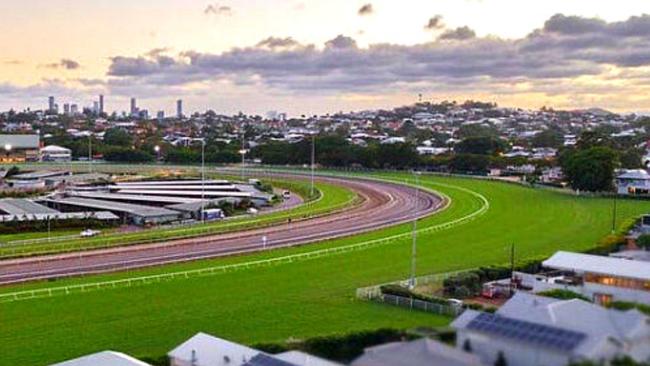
[
  {"left": 452, "top": 292, "right": 650, "bottom": 366},
  {"left": 168, "top": 332, "right": 340, "bottom": 366},
  {"left": 40, "top": 145, "right": 72, "bottom": 162},
  {"left": 511, "top": 251, "right": 650, "bottom": 304},
  {"left": 616, "top": 170, "right": 650, "bottom": 195},
  {"left": 51, "top": 351, "right": 151, "bottom": 366}
]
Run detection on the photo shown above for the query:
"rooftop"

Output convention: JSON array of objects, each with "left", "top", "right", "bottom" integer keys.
[
  {"left": 50, "top": 351, "right": 151, "bottom": 366},
  {"left": 543, "top": 251, "right": 650, "bottom": 281}
]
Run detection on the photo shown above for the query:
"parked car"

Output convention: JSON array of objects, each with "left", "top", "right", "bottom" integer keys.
[{"left": 80, "top": 229, "right": 101, "bottom": 237}]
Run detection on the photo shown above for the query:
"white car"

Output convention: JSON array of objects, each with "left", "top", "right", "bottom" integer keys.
[{"left": 80, "top": 229, "right": 101, "bottom": 238}]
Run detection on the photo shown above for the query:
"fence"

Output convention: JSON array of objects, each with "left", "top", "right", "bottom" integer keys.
[
  {"left": 0, "top": 179, "right": 490, "bottom": 303},
  {"left": 375, "top": 294, "right": 464, "bottom": 317}
]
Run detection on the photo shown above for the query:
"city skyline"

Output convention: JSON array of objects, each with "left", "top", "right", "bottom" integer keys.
[{"left": 2, "top": 0, "right": 650, "bottom": 115}]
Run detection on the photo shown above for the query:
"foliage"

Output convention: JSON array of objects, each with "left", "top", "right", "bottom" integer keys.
[
  {"left": 560, "top": 147, "right": 618, "bottom": 192},
  {"left": 103, "top": 128, "right": 133, "bottom": 147},
  {"left": 531, "top": 128, "right": 564, "bottom": 148},
  {"left": 636, "top": 234, "right": 650, "bottom": 249},
  {"left": 537, "top": 289, "right": 590, "bottom": 301},
  {"left": 103, "top": 147, "right": 154, "bottom": 163},
  {"left": 607, "top": 301, "right": 650, "bottom": 316},
  {"left": 455, "top": 136, "right": 506, "bottom": 155},
  {"left": 448, "top": 154, "right": 490, "bottom": 174}
]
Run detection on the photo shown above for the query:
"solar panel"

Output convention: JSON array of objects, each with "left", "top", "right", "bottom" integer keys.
[
  {"left": 466, "top": 312, "right": 586, "bottom": 352},
  {"left": 243, "top": 353, "right": 299, "bottom": 366}
]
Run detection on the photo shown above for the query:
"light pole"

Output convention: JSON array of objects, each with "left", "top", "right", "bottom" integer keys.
[
  {"left": 240, "top": 128, "right": 246, "bottom": 180},
  {"left": 310, "top": 134, "right": 315, "bottom": 197},
  {"left": 201, "top": 139, "right": 205, "bottom": 224},
  {"left": 154, "top": 145, "right": 161, "bottom": 163},
  {"left": 4, "top": 144, "right": 12, "bottom": 162},
  {"left": 409, "top": 171, "right": 421, "bottom": 289}
]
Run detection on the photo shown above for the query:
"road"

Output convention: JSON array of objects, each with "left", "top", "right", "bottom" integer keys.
[{"left": 0, "top": 174, "right": 444, "bottom": 285}]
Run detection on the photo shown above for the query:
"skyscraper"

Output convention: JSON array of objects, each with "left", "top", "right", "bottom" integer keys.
[
  {"left": 99, "top": 95, "right": 104, "bottom": 114},
  {"left": 48, "top": 96, "right": 55, "bottom": 113},
  {"left": 176, "top": 99, "right": 183, "bottom": 119},
  {"left": 130, "top": 98, "right": 137, "bottom": 115}
]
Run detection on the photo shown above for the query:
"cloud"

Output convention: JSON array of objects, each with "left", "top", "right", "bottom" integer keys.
[
  {"left": 102, "top": 14, "right": 650, "bottom": 111},
  {"left": 204, "top": 3, "right": 232, "bottom": 16},
  {"left": 438, "top": 26, "right": 476, "bottom": 40},
  {"left": 358, "top": 3, "right": 373, "bottom": 16},
  {"left": 424, "top": 15, "right": 445, "bottom": 30},
  {"left": 44, "top": 59, "right": 81, "bottom": 70}
]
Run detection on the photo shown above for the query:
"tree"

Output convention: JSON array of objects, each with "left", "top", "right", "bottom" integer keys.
[
  {"left": 560, "top": 147, "right": 618, "bottom": 192},
  {"left": 531, "top": 129, "right": 563, "bottom": 148},
  {"left": 455, "top": 136, "right": 506, "bottom": 155},
  {"left": 620, "top": 148, "right": 643, "bottom": 169},
  {"left": 494, "top": 351, "right": 507, "bottom": 366},
  {"left": 104, "top": 128, "right": 133, "bottom": 147},
  {"left": 449, "top": 154, "right": 490, "bottom": 173},
  {"left": 103, "top": 147, "right": 154, "bottom": 163}
]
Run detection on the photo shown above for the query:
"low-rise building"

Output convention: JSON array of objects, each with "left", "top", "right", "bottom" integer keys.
[
  {"left": 616, "top": 169, "right": 650, "bottom": 195},
  {"left": 40, "top": 145, "right": 72, "bottom": 162},
  {"left": 0, "top": 134, "right": 40, "bottom": 162},
  {"left": 168, "top": 332, "right": 340, "bottom": 366},
  {"left": 51, "top": 350, "right": 151, "bottom": 366},
  {"left": 505, "top": 251, "right": 650, "bottom": 304},
  {"left": 452, "top": 292, "right": 650, "bottom": 366},
  {"left": 352, "top": 338, "right": 484, "bottom": 366}
]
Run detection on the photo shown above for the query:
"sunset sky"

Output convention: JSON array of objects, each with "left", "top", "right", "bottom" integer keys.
[{"left": 2, "top": 0, "right": 650, "bottom": 115}]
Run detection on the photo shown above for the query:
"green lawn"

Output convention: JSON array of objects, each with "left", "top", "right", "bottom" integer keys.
[{"left": 1, "top": 173, "right": 649, "bottom": 365}]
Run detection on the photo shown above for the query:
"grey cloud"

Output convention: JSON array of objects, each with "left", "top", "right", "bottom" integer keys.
[
  {"left": 44, "top": 59, "right": 81, "bottom": 70},
  {"left": 425, "top": 15, "right": 444, "bottom": 30},
  {"left": 438, "top": 26, "right": 476, "bottom": 41},
  {"left": 104, "top": 14, "right": 650, "bottom": 98},
  {"left": 358, "top": 3, "right": 373, "bottom": 16},
  {"left": 204, "top": 3, "right": 232, "bottom": 16}
]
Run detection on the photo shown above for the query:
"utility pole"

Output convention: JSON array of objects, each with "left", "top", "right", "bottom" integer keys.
[
  {"left": 612, "top": 193, "right": 618, "bottom": 234},
  {"left": 310, "top": 134, "right": 315, "bottom": 197},
  {"left": 88, "top": 135, "right": 93, "bottom": 173},
  {"left": 510, "top": 243, "right": 516, "bottom": 295},
  {"left": 409, "top": 171, "right": 420, "bottom": 289}
]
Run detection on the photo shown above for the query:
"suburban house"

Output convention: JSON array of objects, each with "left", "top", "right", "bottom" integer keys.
[
  {"left": 616, "top": 169, "right": 650, "bottom": 195},
  {"left": 506, "top": 251, "right": 650, "bottom": 304},
  {"left": 452, "top": 292, "right": 650, "bottom": 366},
  {"left": 50, "top": 351, "right": 152, "bottom": 366},
  {"left": 40, "top": 145, "right": 72, "bottom": 162},
  {"left": 352, "top": 338, "right": 484, "bottom": 366},
  {"left": 168, "top": 332, "right": 340, "bottom": 366}
]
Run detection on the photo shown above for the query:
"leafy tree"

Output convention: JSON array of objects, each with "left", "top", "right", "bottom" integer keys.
[
  {"left": 531, "top": 129, "right": 563, "bottom": 148},
  {"left": 103, "top": 128, "right": 133, "bottom": 147},
  {"left": 455, "top": 136, "right": 506, "bottom": 155},
  {"left": 620, "top": 148, "right": 643, "bottom": 169},
  {"left": 560, "top": 147, "right": 618, "bottom": 192},
  {"left": 449, "top": 154, "right": 490, "bottom": 173},
  {"left": 103, "top": 147, "right": 154, "bottom": 163}
]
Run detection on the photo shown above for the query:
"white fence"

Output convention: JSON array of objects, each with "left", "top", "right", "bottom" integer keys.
[{"left": 0, "top": 179, "right": 490, "bottom": 303}]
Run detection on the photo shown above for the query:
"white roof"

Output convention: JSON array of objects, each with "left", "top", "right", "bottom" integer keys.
[
  {"left": 168, "top": 332, "right": 260, "bottom": 366},
  {"left": 50, "top": 351, "right": 151, "bottom": 366},
  {"left": 617, "top": 169, "right": 650, "bottom": 180},
  {"left": 543, "top": 251, "right": 650, "bottom": 281},
  {"left": 275, "top": 351, "right": 341, "bottom": 366},
  {"left": 41, "top": 145, "right": 71, "bottom": 152},
  {"left": 496, "top": 292, "right": 649, "bottom": 357},
  {"left": 351, "top": 338, "right": 482, "bottom": 366}
]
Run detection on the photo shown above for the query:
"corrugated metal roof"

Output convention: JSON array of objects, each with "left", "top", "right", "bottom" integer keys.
[
  {"left": 543, "top": 251, "right": 650, "bottom": 281},
  {"left": 44, "top": 197, "right": 179, "bottom": 218},
  {"left": 0, "top": 134, "right": 39, "bottom": 149},
  {"left": 51, "top": 351, "right": 151, "bottom": 366},
  {"left": 0, "top": 199, "right": 59, "bottom": 215}
]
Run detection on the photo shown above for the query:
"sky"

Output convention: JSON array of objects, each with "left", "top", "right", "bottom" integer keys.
[{"left": 2, "top": 0, "right": 650, "bottom": 116}]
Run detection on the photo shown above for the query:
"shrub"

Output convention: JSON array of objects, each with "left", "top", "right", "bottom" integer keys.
[{"left": 537, "top": 289, "right": 590, "bottom": 302}]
